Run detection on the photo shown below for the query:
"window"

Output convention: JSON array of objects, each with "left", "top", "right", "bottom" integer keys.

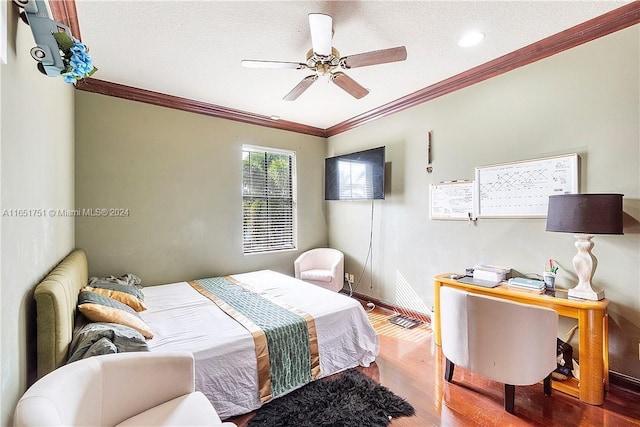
[
  {"left": 242, "top": 145, "right": 297, "bottom": 254},
  {"left": 338, "top": 159, "right": 374, "bottom": 199}
]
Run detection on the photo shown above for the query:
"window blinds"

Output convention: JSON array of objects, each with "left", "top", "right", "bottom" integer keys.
[{"left": 242, "top": 147, "right": 296, "bottom": 254}]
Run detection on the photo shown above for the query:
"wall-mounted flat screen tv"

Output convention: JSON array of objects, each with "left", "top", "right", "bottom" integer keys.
[{"left": 325, "top": 146, "right": 385, "bottom": 200}]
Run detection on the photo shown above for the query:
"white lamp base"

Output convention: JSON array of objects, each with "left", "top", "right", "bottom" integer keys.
[
  {"left": 569, "top": 234, "right": 606, "bottom": 301},
  {"left": 568, "top": 286, "right": 605, "bottom": 301}
]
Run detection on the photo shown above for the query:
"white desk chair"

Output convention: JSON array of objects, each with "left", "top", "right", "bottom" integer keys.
[{"left": 440, "top": 286, "right": 558, "bottom": 414}]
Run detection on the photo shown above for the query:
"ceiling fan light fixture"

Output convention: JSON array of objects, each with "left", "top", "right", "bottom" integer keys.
[
  {"left": 309, "top": 13, "right": 333, "bottom": 56},
  {"left": 458, "top": 31, "right": 485, "bottom": 47},
  {"left": 243, "top": 13, "right": 407, "bottom": 101}
]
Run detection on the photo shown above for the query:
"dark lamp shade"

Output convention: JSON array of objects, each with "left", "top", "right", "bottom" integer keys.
[{"left": 546, "top": 194, "right": 623, "bottom": 235}]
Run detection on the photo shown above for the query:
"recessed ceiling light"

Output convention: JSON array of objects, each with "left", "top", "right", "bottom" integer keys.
[
  {"left": 458, "top": 31, "right": 485, "bottom": 47},
  {"left": 270, "top": 115, "right": 281, "bottom": 121}
]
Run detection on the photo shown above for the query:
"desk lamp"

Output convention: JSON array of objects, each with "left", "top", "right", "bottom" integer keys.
[{"left": 546, "top": 194, "right": 623, "bottom": 300}]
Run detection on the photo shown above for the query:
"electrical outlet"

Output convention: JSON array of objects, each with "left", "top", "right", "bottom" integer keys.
[
  {"left": 349, "top": 273, "right": 355, "bottom": 283},
  {"left": 345, "top": 273, "right": 349, "bottom": 281}
]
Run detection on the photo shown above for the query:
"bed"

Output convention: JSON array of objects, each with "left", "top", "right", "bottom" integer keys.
[{"left": 33, "top": 249, "right": 379, "bottom": 419}]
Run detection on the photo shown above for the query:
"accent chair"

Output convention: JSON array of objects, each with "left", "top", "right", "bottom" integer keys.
[
  {"left": 294, "top": 248, "right": 344, "bottom": 292},
  {"left": 14, "top": 351, "right": 236, "bottom": 426},
  {"left": 439, "top": 286, "right": 558, "bottom": 414}
]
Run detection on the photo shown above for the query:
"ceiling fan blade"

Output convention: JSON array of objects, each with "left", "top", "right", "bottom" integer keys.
[
  {"left": 241, "top": 60, "right": 307, "bottom": 70},
  {"left": 341, "top": 46, "right": 407, "bottom": 69},
  {"left": 283, "top": 75, "right": 318, "bottom": 101},
  {"left": 331, "top": 72, "right": 369, "bottom": 99},
  {"left": 309, "top": 13, "right": 332, "bottom": 56}
]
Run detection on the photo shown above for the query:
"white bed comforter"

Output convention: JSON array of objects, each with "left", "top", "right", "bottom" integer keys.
[{"left": 140, "top": 270, "right": 379, "bottom": 418}]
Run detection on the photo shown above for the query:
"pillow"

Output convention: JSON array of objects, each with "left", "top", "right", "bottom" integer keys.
[
  {"left": 77, "top": 337, "right": 117, "bottom": 361},
  {"left": 77, "top": 291, "right": 154, "bottom": 339},
  {"left": 82, "top": 283, "right": 147, "bottom": 312},
  {"left": 89, "top": 273, "right": 142, "bottom": 288},
  {"left": 67, "top": 322, "right": 149, "bottom": 363}
]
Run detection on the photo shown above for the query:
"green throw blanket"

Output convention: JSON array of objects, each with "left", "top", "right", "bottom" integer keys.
[{"left": 192, "top": 277, "right": 314, "bottom": 399}]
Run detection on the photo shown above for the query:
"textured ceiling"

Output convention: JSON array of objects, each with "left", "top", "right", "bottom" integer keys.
[{"left": 75, "top": 1, "right": 630, "bottom": 129}]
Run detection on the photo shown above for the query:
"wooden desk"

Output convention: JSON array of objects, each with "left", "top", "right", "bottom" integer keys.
[{"left": 433, "top": 273, "right": 609, "bottom": 405}]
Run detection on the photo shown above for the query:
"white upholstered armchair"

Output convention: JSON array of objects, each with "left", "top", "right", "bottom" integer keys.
[
  {"left": 294, "top": 248, "right": 344, "bottom": 292},
  {"left": 439, "top": 287, "right": 558, "bottom": 414},
  {"left": 14, "top": 352, "right": 236, "bottom": 427}
]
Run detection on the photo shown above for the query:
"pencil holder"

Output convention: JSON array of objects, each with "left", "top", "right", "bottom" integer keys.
[{"left": 543, "top": 272, "right": 556, "bottom": 291}]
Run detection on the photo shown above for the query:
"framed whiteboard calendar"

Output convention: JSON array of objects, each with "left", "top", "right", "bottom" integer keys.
[{"left": 474, "top": 154, "right": 579, "bottom": 218}]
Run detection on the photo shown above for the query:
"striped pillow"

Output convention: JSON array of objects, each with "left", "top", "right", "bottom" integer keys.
[
  {"left": 82, "top": 283, "right": 147, "bottom": 312},
  {"left": 77, "top": 291, "right": 153, "bottom": 339}
]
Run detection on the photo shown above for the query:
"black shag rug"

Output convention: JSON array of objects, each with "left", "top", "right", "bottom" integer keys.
[{"left": 247, "top": 368, "right": 415, "bottom": 427}]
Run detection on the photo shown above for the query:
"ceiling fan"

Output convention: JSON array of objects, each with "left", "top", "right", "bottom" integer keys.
[{"left": 241, "top": 13, "right": 407, "bottom": 101}]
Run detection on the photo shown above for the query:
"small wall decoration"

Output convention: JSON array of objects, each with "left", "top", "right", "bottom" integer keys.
[
  {"left": 426, "top": 131, "right": 433, "bottom": 173},
  {"left": 430, "top": 181, "right": 475, "bottom": 221},
  {"left": 15, "top": 0, "right": 96, "bottom": 83}
]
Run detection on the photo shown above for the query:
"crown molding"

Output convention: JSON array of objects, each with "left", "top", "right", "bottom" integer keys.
[
  {"left": 74, "top": 79, "right": 327, "bottom": 137},
  {"left": 48, "top": 0, "right": 81, "bottom": 40},
  {"left": 53, "top": 1, "right": 639, "bottom": 138},
  {"left": 325, "top": 2, "right": 640, "bottom": 136}
]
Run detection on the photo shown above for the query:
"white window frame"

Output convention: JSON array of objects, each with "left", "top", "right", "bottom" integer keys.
[{"left": 242, "top": 145, "right": 297, "bottom": 255}]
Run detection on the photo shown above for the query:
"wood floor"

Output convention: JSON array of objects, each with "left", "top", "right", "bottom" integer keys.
[{"left": 228, "top": 306, "right": 640, "bottom": 426}]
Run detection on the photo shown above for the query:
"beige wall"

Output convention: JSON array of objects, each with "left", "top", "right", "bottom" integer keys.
[
  {"left": 75, "top": 93, "right": 327, "bottom": 285},
  {"left": 0, "top": 12, "right": 75, "bottom": 427},
  {"left": 327, "top": 25, "right": 640, "bottom": 378}
]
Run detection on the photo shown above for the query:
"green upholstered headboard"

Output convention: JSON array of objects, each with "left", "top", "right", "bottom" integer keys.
[{"left": 34, "top": 249, "right": 88, "bottom": 379}]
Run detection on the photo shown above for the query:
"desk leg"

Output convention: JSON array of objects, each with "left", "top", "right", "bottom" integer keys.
[
  {"left": 603, "top": 313, "right": 609, "bottom": 392},
  {"left": 578, "top": 308, "right": 606, "bottom": 405},
  {"left": 434, "top": 280, "right": 442, "bottom": 346}
]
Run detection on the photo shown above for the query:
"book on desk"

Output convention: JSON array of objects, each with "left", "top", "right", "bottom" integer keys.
[{"left": 507, "top": 277, "right": 546, "bottom": 294}]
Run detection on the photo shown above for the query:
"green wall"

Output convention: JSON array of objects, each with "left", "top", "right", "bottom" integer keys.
[
  {"left": 1, "top": 11, "right": 75, "bottom": 427},
  {"left": 327, "top": 25, "right": 640, "bottom": 378},
  {"left": 74, "top": 93, "right": 328, "bottom": 285}
]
